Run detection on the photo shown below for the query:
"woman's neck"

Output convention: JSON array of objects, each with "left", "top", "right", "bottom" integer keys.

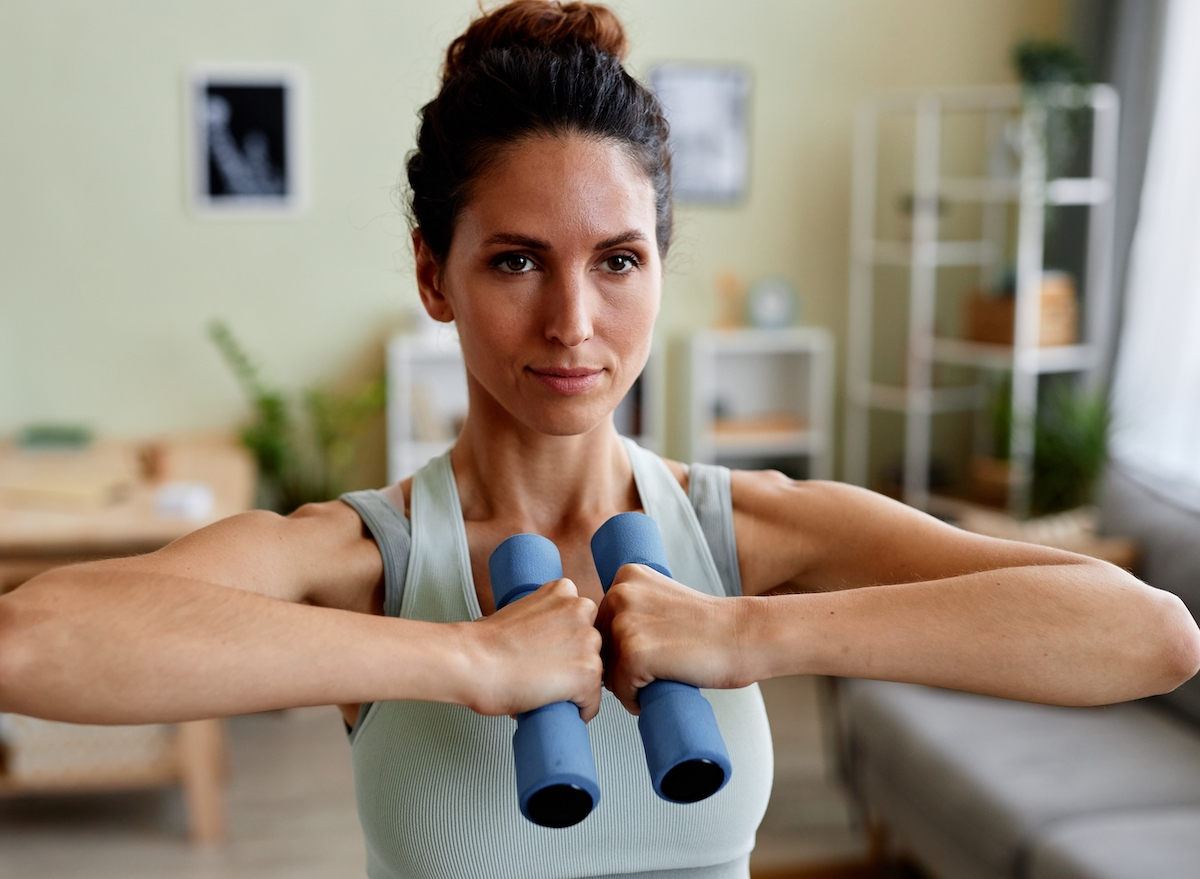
[{"left": 450, "top": 413, "right": 639, "bottom": 540}]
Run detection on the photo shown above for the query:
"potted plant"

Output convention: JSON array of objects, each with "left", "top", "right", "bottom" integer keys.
[
  {"left": 973, "top": 375, "right": 1110, "bottom": 517},
  {"left": 208, "top": 321, "right": 385, "bottom": 513}
]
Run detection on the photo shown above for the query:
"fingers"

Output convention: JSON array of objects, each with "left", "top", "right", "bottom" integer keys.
[
  {"left": 573, "top": 634, "right": 605, "bottom": 723},
  {"left": 470, "top": 577, "right": 603, "bottom": 720},
  {"left": 543, "top": 577, "right": 599, "bottom": 624},
  {"left": 597, "top": 565, "right": 739, "bottom": 715},
  {"left": 534, "top": 579, "right": 603, "bottom": 721},
  {"left": 597, "top": 574, "right": 660, "bottom": 715}
]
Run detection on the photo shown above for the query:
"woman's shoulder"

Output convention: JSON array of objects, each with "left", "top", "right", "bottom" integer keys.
[
  {"left": 656, "top": 455, "right": 859, "bottom": 521},
  {"left": 724, "top": 469, "right": 887, "bottom": 595},
  {"left": 729, "top": 468, "right": 870, "bottom": 519}
]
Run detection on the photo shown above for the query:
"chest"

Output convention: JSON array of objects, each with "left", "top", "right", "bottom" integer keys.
[
  {"left": 465, "top": 521, "right": 610, "bottom": 614},
  {"left": 352, "top": 685, "right": 773, "bottom": 879}
]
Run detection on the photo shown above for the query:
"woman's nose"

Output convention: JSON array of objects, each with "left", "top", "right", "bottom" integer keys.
[{"left": 544, "top": 269, "right": 595, "bottom": 348}]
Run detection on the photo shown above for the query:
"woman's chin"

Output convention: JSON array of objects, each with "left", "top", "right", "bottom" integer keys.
[{"left": 517, "top": 401, "right": 617, "bottom": 440}]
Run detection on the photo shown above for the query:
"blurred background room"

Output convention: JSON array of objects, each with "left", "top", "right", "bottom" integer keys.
[{"left": 2, "top": 1, "right": 1199, "bottom": 877}]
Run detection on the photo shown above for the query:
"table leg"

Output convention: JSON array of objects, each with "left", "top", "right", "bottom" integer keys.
[{"left": 177, "top": 718, "right": 227, "bottom": 844}]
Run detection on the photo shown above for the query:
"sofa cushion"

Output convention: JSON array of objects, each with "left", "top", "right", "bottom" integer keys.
[
  {"left": 1099, "top": 464, "right": 1200, "bottom": 724},
  {"left": 1027, "top": 807, "right": 1200, "bottom": 879},
  {"left": 841, "top": 680, "right": 1200, "bottom": 877}
]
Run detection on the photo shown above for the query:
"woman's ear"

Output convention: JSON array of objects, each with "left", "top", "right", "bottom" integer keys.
[{"left": 413, "top": 229, "right": 454, "bottom": 323}]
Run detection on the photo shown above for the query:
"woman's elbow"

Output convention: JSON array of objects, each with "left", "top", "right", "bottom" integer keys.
[
  {"left": 0, "top": 599, "right": 28, "bottom": 711},
  {"left": 1150, "top": 591, "right": 1200, "bottom": 694},
  {"left": 0, "top": 595, "right": 46, "bottom": 714}
]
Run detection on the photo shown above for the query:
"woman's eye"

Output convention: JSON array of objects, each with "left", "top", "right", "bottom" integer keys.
[
  {"left": 603, "top": 254, "right": 639, "bottom": 273},
  {"left": 495, "top": 254, "right": 535, "bottom": 273}
]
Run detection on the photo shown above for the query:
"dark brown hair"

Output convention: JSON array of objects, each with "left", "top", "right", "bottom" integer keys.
[{"left": 406, "top": 1, "right": 672, "bottom": 262}]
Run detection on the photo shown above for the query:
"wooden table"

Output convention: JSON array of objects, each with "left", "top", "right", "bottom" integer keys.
[{"left": 0, "top": 435, "right": 255, "bottom": 844}]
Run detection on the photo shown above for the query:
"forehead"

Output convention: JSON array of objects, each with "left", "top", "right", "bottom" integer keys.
[{"left": 456, "top": 135, "right": 657, "bottom": 247}]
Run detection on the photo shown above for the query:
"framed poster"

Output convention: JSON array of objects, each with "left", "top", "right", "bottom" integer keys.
[
  {"left": 649, "top": 64, "right": 750, "bottom": 204},
  {"left": 187, "top": 65, "right": 307, "bottom": 215}
]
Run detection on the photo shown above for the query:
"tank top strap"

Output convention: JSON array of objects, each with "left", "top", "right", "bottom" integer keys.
[
  {"left": 339, "top": 489, "right": 411, "bottom": 618},
  {"left": 623, "top": 438, "right": 726, "bottom": 600},
  {"left": 405, "top": 449, "right": 481, "bottom": 622},
  {"left": 686, "top": 462, "right": 742, "bottom": 597}
]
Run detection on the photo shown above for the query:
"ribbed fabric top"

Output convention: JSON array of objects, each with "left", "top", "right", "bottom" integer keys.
[
  {"left": 343, "top": 440, "right": 772, "bottom": 879},
  {"left": 685, "top": 462, "right": 741, "bottom": 597}
]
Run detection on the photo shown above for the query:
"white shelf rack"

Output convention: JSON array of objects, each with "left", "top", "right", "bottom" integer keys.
[
  {"left": 687, "top": 328, "right": 834, "bottom": 480},
  {"left": 843, "top": 84, "right": 1119, "bottom": 515},
  {"left": 386, "top": 331, "right": 666, "bottom": 483}
]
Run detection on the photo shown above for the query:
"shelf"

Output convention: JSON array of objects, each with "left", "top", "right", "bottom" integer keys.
[
  {"left": 844, "top": 84, "right": 1120, "bottom": 514},
  {"left": 695, "top": 326, "right": 832, "bottom": 355},
  {"left": 931, "top": 338, "right": 1098, "bottom": 373},
  {"left": 688, "top": 328, "right": 834, "bottom": 478},
  {"left": 860, "top": 383, "right": 982, "bottom": 413},
  {"left": 865, "top": 240, "right": 996, "bottom": 267},
  {"left": 938, "top": 177, "right": 1020, "bottom": 202},
  {"left": 710, "top": 428, "right": 823, "bottom": 457},
  {"left": 935, "top": 176, "right": 1110, "bottom": 206},
  {"left": 1046, "top": 178, "right": 1112, "bottom": 206}
]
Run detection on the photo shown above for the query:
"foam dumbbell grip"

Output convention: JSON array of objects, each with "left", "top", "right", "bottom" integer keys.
[
  {"left": 590, "top": 512, "right": 732, "bottom": 803},
  {"left": 488, "top": 533, "right": 601, "bottom": 828}
]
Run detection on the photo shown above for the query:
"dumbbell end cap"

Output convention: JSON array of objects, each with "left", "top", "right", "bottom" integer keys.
[
  {"left": 659, "top": 759, "right": 727, "bottom": 803},
  {"left": 523, "top": 783, "right": 595, "bottom": 828}
]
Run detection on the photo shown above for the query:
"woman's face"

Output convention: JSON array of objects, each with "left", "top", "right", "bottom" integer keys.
[{"left": 418, "top": 134, "right": 662, "bottom": 438}]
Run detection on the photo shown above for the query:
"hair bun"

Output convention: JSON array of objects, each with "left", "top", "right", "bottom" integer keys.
[{"left": 444, "top": 1, "right": 628, "bottom": 83}]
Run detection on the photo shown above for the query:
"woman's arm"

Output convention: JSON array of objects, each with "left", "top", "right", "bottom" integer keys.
[
  {"left": 0, "top": 502, "right": 603, "bottom": 725},
  {"left": 597, "top": 471, "right": 1200, "bottom": 712}
]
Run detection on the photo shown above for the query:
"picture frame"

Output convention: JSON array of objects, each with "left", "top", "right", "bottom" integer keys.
[
  {"left": 186, "top": 64, "right": 307, "bottom": 216},
  {"left": 649, "top": 64, "right": 751, "bottom": 204}
]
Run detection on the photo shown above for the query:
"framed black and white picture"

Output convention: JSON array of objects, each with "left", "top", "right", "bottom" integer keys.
[
  {"left": 187, "top": 65, "right": 306, "bottom": 215},
  {"left": 649, "top": 64, "right": 750, "bottom": 204}
]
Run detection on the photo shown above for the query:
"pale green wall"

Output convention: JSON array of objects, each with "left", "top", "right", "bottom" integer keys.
[{"left": 0, "top": 0, "right": 1062, "bottom": 468}]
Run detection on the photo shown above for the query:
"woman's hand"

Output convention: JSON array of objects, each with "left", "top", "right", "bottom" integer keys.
[
  {"left": 595, "top": 564, "right": 750, "bottom": 715},
  {"left": 462, "top": 578, "right": 604, "bottom": 721}
]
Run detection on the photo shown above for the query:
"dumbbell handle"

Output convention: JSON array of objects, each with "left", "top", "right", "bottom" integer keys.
[
  {"left": 489, "top": 534, "right": 600, "bottom": 828},
  {"left": 590, "top": 512, "right": 732, "bottom": 803}
]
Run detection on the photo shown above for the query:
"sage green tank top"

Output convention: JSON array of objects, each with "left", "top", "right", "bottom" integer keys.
[{"left": 344, "top": 439, "right": 773, "bottom": 879}]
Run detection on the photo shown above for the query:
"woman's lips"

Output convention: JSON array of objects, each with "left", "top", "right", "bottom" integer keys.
[{"left": 528, "top": 367, "right": 603, "bottom": 395}]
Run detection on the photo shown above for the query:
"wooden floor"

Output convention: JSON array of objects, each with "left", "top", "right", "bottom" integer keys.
[{"left": 0, "top": 677, "right": 876, "bottom": 878}]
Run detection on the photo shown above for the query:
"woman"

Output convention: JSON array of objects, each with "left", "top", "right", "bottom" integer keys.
[{"left": 1, "top": 2, "right": 1197, "bottom": 877}]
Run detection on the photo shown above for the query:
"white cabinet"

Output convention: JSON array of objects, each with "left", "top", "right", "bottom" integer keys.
[
  {"left": 386, "top": 332, "right": 468, "bottom": 483},
  {"left": 687, "top": 328, "right": 834, "bottom": 479},
  {"left": 386, "top": 332, "right": 665, "bottom": 483}
]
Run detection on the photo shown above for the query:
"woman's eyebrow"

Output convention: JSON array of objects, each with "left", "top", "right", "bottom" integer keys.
[
  {"left": 481, "top": 230, "right": 649, "bottom": 251},
  {"left": 482, "top": 232, "right": 551, "bottom": 250},
  {"left": 594, "top": 230, "right": 648, "bottom": 250}
]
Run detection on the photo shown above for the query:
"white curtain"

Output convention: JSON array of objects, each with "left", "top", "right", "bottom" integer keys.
[{"left": 1109, "top": 0, "right": 1200, "bottom": 512}]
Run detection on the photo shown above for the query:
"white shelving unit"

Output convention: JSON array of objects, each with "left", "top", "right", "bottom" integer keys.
[
  {"left": 687, "top": 328, "right": 834, "bottom": 480},
  {"left": 843, "top": 84, "right": 1119, "bottom": 515},
  {"left": 386, "top": 331, "right": 666, "bottom": 483}
]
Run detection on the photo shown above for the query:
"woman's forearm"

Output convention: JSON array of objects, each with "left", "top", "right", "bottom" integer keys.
[
  {"left": 741, "top": 561, "right": 1200, "bottom": 706},
  {"left": 0, "top": 566, "right": 476, "bottom": 724}
]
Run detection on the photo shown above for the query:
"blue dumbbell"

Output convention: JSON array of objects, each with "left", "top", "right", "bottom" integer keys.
[
  {"left": 591, "top": 512, "right": 732, "bottom": 804},
  {"left": 488, "top": 534, "right": 601, "bottom": 828}
]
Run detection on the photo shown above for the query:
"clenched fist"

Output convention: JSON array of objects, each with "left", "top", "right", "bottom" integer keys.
[
  {"left": 463, "top": 578, "right": 604, "bottom": 721},
  {"left": 595, "top": 564, "right": 753, "bottom": 715}
]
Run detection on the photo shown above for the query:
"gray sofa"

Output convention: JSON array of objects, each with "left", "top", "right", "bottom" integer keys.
[{"left": 837, "top": 465, "right": 1200, "bottom": 879}]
